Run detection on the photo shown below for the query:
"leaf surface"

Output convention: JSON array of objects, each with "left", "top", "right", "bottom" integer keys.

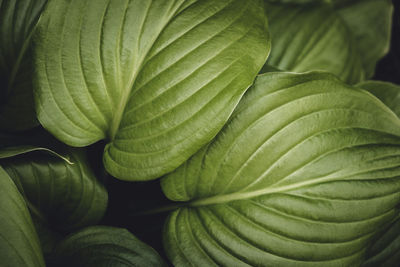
[
  {"left": 357, "top": 81, "right": 400, "bottom": 118},
  {"left": 0, "top": 0, "right": 47, "bottom": 131},
  {"left": 162, "top": 72, "right": 400, "bottom": 266},
  {"left": 362, "top": 216, "right": 400, "bottom": 267},
  {"left": 0, "top": 166, "right": 45, "bottom": 267},
  {"left": 1, "top": 148, "right": 108, "bottom": 232},
  {"left": 34, "top": 0, "right": 270, "bottom": 181},
  {"left": 50, "top": 226, "right": 166, "bottom": 267},
  {"left": 263, "top": 0, "right": 393, "bottom": 84}
]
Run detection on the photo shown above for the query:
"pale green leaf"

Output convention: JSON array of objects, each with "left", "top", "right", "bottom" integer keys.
[
  {"left": 162, "top": 72, "right": 400, "bottom": 266},
  {"left": 34, "top": 0, "right": 270, "bottom": 181},
  {"left": 357, "top": 81, "right": 400, "bottom": 118},
  {"left": 49, "top": 226, "right": 166, "bottom": 267},
  {"left": 0, "top": 0, "right": 47, "bottom": 131},
  {"left": 0, "top": 166, "right": 45, "bottom": 267},
  {"left": 263, "top": 0, "right": 393, "bottom": 84}
]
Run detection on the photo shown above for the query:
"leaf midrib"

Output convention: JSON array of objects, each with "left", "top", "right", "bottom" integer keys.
[{"left": 108, "top": 0, "right": 190, "bottom": 141}]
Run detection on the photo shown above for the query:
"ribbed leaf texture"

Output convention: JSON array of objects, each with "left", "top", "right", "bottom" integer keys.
[
  {"left": 33, "top": 0, "right": 270, "bottom": 181},
  {"left": 0, "top": 166, "right": 45, "bottom": 267},
  {"left": 50, "top": 226, "right": 166, "bottom": 267},
  {"left": 162, "top": 72, "right": 400, "bottom": 266},
  {"left": 0, "top": 0, "right": 46, "bottom": 131},
  {"left": 1, "top": 148, "right": 108, "bottom": 232},
  {"left": 262, "top": 0, "right": 393, "bottom": 84},
  {"left": 357, "top": 81, "right": 400, "bottom": 118}
]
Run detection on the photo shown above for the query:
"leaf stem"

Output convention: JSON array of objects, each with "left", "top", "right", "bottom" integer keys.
[{"left": 131, "top": 202, "right": 186, "bottom": 216}]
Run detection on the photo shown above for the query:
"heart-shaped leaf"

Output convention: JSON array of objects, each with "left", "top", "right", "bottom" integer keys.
[
  {"left": 0, "top": 166, "right": 45, "bottom": 267},
  {"left": 33, "top": 0, "right": 270, "bottom": 181},
  {"left": 262, "top": 0, "right": 393, "bottom": 84},
  {"left": 162, "top": 72, "right": 400, "bottom": 266},
  {"left": 49, "top": 226, "right": 166, "bottom": 267},
  {"left": 0, "top": 0, "right": 47, "bottom": 131}
]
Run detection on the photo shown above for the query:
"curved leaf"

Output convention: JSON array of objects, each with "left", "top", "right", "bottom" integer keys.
[
  {"left": 362, "top": 216, "right": 400, "bottom": 267},
  {"left": 1, "top": 148, "right": 108, "bottom": 232},
  {"left": 0, "top": 0, "right": 47, "bottom": 131},
  {"left": 357, "top": 81, "right": 400, "bottom": 118},
  {"left": 263, "top": 0, "right": 393, "bottom": 84},
  {"left": 34, "top": 0, "right": 270, "bottom": 181},
  {"left": 0, "top": 166, "right": 45, "bottom": 267},
  {"left": 49, "top": 226, "right": 166, "bottom": 267},
  {"left": 162, "top": 72, "right": 400, "bottom": 266}
]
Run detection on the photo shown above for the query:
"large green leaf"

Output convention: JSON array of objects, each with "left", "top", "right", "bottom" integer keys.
[
  {"left": 262, "top": 0, "right": 393, "bottom": 84},
  {"left": 362, "top": 216, "right": 400, "bottom": 267},
  {"left": 357, "top": 81, "right": 400, "bottom": 118},
  {"left": 1, "top": 148, "right": 108, "bottom": 232},
  {"left": 0, "top": 0, "right": 47, "bottom": 131},
  {"left": 49, "top": 226, "right": 166, "bottom": 267},
  {"left": 33, "top": 0, "right": 270, "bottom": 181},
  {"left": 0, "top": 166, "right": 45, "bottom": 267},
  {"left": 161, "top": 72, "right": 400, "bottom": 266}
]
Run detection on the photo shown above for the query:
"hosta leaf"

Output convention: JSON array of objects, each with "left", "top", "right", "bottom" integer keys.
[
  {"left": 0, "top": 166, "right": 45, "bottom": 267},
  {"left": 162, "top": 72, "right": 400, "bottom": 266},
  {"left": 362, "top": 216, "right": 400, "bottom": 267},
  {"left": 0, "top": 0, "right": 47, "bottom": 131},
  {"left": 262, "top": 0, "right": 393, "bottom": 84},
  {"left": 33, "top": 0, "right": 270, "bottom": 181},
  {"left": 357, "top": 81, "right": 400, "bottom": 118},
  {"left": 49, "top": 226, "right": 166, "bottom": 267},
  {"left": 1, "top": 148, "right": 108, "bottom": 232}
]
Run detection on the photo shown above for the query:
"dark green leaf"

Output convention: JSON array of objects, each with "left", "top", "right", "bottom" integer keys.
[
  {"left": 362, "top": 216, "right": 400, "bottom": 267},
  {"left": 1, "top": 148, "right": 108, "bottom": 232},
  {"left": 263, "top": 0, "right": 393, "bottom": 83},
  {"left": 50, "top": 226, "right": 167, "bottom": 267},
  {"left": 0, "top": 166, "right": 45, "bottom": 267},
  {"left": 0, "top": 0, "right": 47, "bottom": 131}
]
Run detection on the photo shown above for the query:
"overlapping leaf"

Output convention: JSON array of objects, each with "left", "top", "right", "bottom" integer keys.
[
  {"left": 1, "top": 148, "right": 108, "bottom": 232},
  {"left": 0, "top": 0, "right": 47, "bottom": 131},
  {"left": 49, "top": 226, "right": 166, "bottom": 267},
  {"left": 262, "top": 0, "right": 393, "bottom": 84},
  {"left": 0, "top": 166, "right": 45, "bottom": 267},
  {"left": 33, "top": 0, "right": 270, "bottom": 181},
  {"left": 357, "top": 81, "right": 400, "bottom": 118},
  {"left": 362, "top": 216, "right": 400, "bottom": 266},
  {"left": 162, "top": 72, "right": 400, "bottom": 266}
]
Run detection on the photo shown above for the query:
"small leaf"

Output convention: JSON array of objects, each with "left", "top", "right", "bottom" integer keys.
[
  {"left": 49, "top": 226, "right": 167, "bottom": 267},
  {"left": 1, "top": 148, "right": 108, "bottom": 232},
  {"left": 0, "top": 166, "right": 45, "bottom": 267},
  {"left": 0, "top": 0, "right": 47, "bottom": 131},
  {"left": 34, "top": 0, "right": 270, "bottom": 181},
  {"left": 162, "top": 72, "right": 400, "bottom": 266},
  {"left": 263, "top": 0, "right": 393, "bottom": 83}
]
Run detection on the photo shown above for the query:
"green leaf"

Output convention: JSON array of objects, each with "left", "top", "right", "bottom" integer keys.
[
  {"left": 357, "top": 81, "right": 400, "bottom": 118},
  {"left": 49, "top": 226, "right": 167, "bottom": 267},
  {"left": 1, "top": 148, "right": 108, "bottom": 232},
  {"left": 362, "top": 216, "right": 400, "bottom": 267},
  {"left": 0, "top": 166, "right": 45, "bottom": 267},
  {"left": 0, "top": 0, "right": 47, "bottom": 131},
  {"left": 161, "top": 72, "right": 400, "bottom": 266},
  {"left": 33, "top": 0, "right": 270, "bottom": 181},
  {"left": 263, "top": 0, "right": 393, "bottom": 84}
]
